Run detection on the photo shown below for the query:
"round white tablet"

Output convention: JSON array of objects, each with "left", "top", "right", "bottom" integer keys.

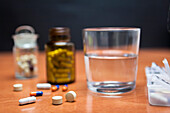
[
  {"left": 52, "top": 96, "right": 63, "bottom": 105},
  {"left": 13, "top": 84, "right": 23, "bottom": 91},
  {"left": 65, "top": 91, "right": 76, "bottom": 102}
]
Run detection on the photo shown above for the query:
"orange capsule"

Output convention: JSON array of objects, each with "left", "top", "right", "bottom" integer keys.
[
  {"left": 62, "top": 85, "right": 68, "bottom": 92},
  {"left": 62, "top": 86, "right": 67, "bottom": 91},
  {"left": 51, "top": 85, "right": 59, "bottom": 92},
  {"left": 30, "top": 92, "right": 36, "bottom": 96},
  {"left": 51, "top": 86, "right": 57, "bottom": 92}
]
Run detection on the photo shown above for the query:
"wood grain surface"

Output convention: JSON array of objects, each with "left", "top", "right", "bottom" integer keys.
[{"left": 0, "top": 49, "right": 170, "bottom": 113}]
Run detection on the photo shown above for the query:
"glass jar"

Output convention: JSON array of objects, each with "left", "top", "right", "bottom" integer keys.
[
  {"left": 12, "top": 25, "right": 38, "bottom": 79},
  {"left": 45, "top": 27, "right": 75, "bottom": 84}
]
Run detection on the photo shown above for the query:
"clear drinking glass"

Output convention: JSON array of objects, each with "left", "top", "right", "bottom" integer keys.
[{"left": 83, "top": 27, "right": 141, "bottom": 95}]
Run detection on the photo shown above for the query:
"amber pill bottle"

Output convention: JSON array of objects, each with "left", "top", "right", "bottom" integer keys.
[{"left": 45, "top": 27, "right": 75, "bottom": 84}]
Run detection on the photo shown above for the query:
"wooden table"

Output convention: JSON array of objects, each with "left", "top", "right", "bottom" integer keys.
[{"left": 0, "top": 49, "right": 170, "bottom": 113}]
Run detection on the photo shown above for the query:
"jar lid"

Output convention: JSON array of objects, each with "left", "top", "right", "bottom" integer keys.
[
  {"left": 15, "top": 25, "right": 35, "bottom": 34},
  {"left": 12, "top": 25, "right": 38, "bottom": 48}
]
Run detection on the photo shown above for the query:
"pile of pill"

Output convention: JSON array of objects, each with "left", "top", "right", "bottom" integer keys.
[
  {"left": 47, "top": 48, "right": 75, "bottom": 83},
  {"left": 16, "top": 83, "right": 76, "bottom": 105},
  {"left": 17, "top": 54, "right": 37, "bottom": 77},
  {"left": 145, "top": 58, "right": 170, "bottom": 106}
]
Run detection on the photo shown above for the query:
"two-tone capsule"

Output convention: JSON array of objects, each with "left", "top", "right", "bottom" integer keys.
[
  {"left": 51, "top": 85, "right": 59, "bottom": 92},
  {"left": 62, "top": 84, "right": 68, "bottom": 92},
  {"left": 30, "top": 91, "right": 43, "bottom": 96}
]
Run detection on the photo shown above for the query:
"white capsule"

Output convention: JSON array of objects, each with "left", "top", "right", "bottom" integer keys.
[
  {"left": 52, "top": 96, "right": 62, "bottom": 105},
  {"left": 65, "top": 91, "right": 76, "bottom": 102},
  {"left": 32, "top": 58, "right": 37, "bottom": 65},
  {"left": 13, "top": 84, "right": 23, "bottom": 91},
  {"left": 150, "top": 93, "right": 168, "bottom": 104},
  {"left": 19, "top": 97, "right": 36, "bottom": 105},
  {"left": 37, "top": 83, "right": 51, "bottom": 89}
]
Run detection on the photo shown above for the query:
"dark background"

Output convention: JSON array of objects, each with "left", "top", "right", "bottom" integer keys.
[{"left": 0, "top": 0, "right": 170, "bottom": 51}]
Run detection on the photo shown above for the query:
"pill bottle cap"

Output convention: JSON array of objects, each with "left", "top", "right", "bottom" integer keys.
[{"left": 49, "top": 27, "right": 70, "bottom": 42}]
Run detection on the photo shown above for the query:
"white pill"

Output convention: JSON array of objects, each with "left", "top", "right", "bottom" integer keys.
[
  {"left": 65, "top": 91, "right": 76, "bottom": 102},
  {"left": 150, "top": 93, "right": 168, "bottom": 104},
  {"left": 13, "top": 84, "right": 23, "bottom": 91},
  {"left": 52, "top": 96, "right": 63, "bottom": 105},
  {"left": 37, "top": 83, "right": 51, "bottom": 89},
  {"left": 19, "top": 97, "right": 36, "bottom": 105}
]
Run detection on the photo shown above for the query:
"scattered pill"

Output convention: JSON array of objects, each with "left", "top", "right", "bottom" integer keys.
[
  {"left": 150, "top": 93, "right": 168, "bottom": 104},
  {"left": 52, "top": 96, "right": 62, "bottom": 105},
  {"left": 37, "top": 83, "right": 51, "bottom": 89},
  {"left": 19, "top": 97, "right": 36, "bottom": 105},
  {"left": 13, "top": 84, "right": 23, "bottom": 91},
  {"left": 51, "top": 85, "right": 59, "bottom": 92},
  {"left": 30, "top": 91, "right": 43, "bottom": 96},
  {"left": 65, "top": 91, "right": 76, "bottom": 102},
  {"left": 62, "top": 84, "right": 68, "bottom": 92}
]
